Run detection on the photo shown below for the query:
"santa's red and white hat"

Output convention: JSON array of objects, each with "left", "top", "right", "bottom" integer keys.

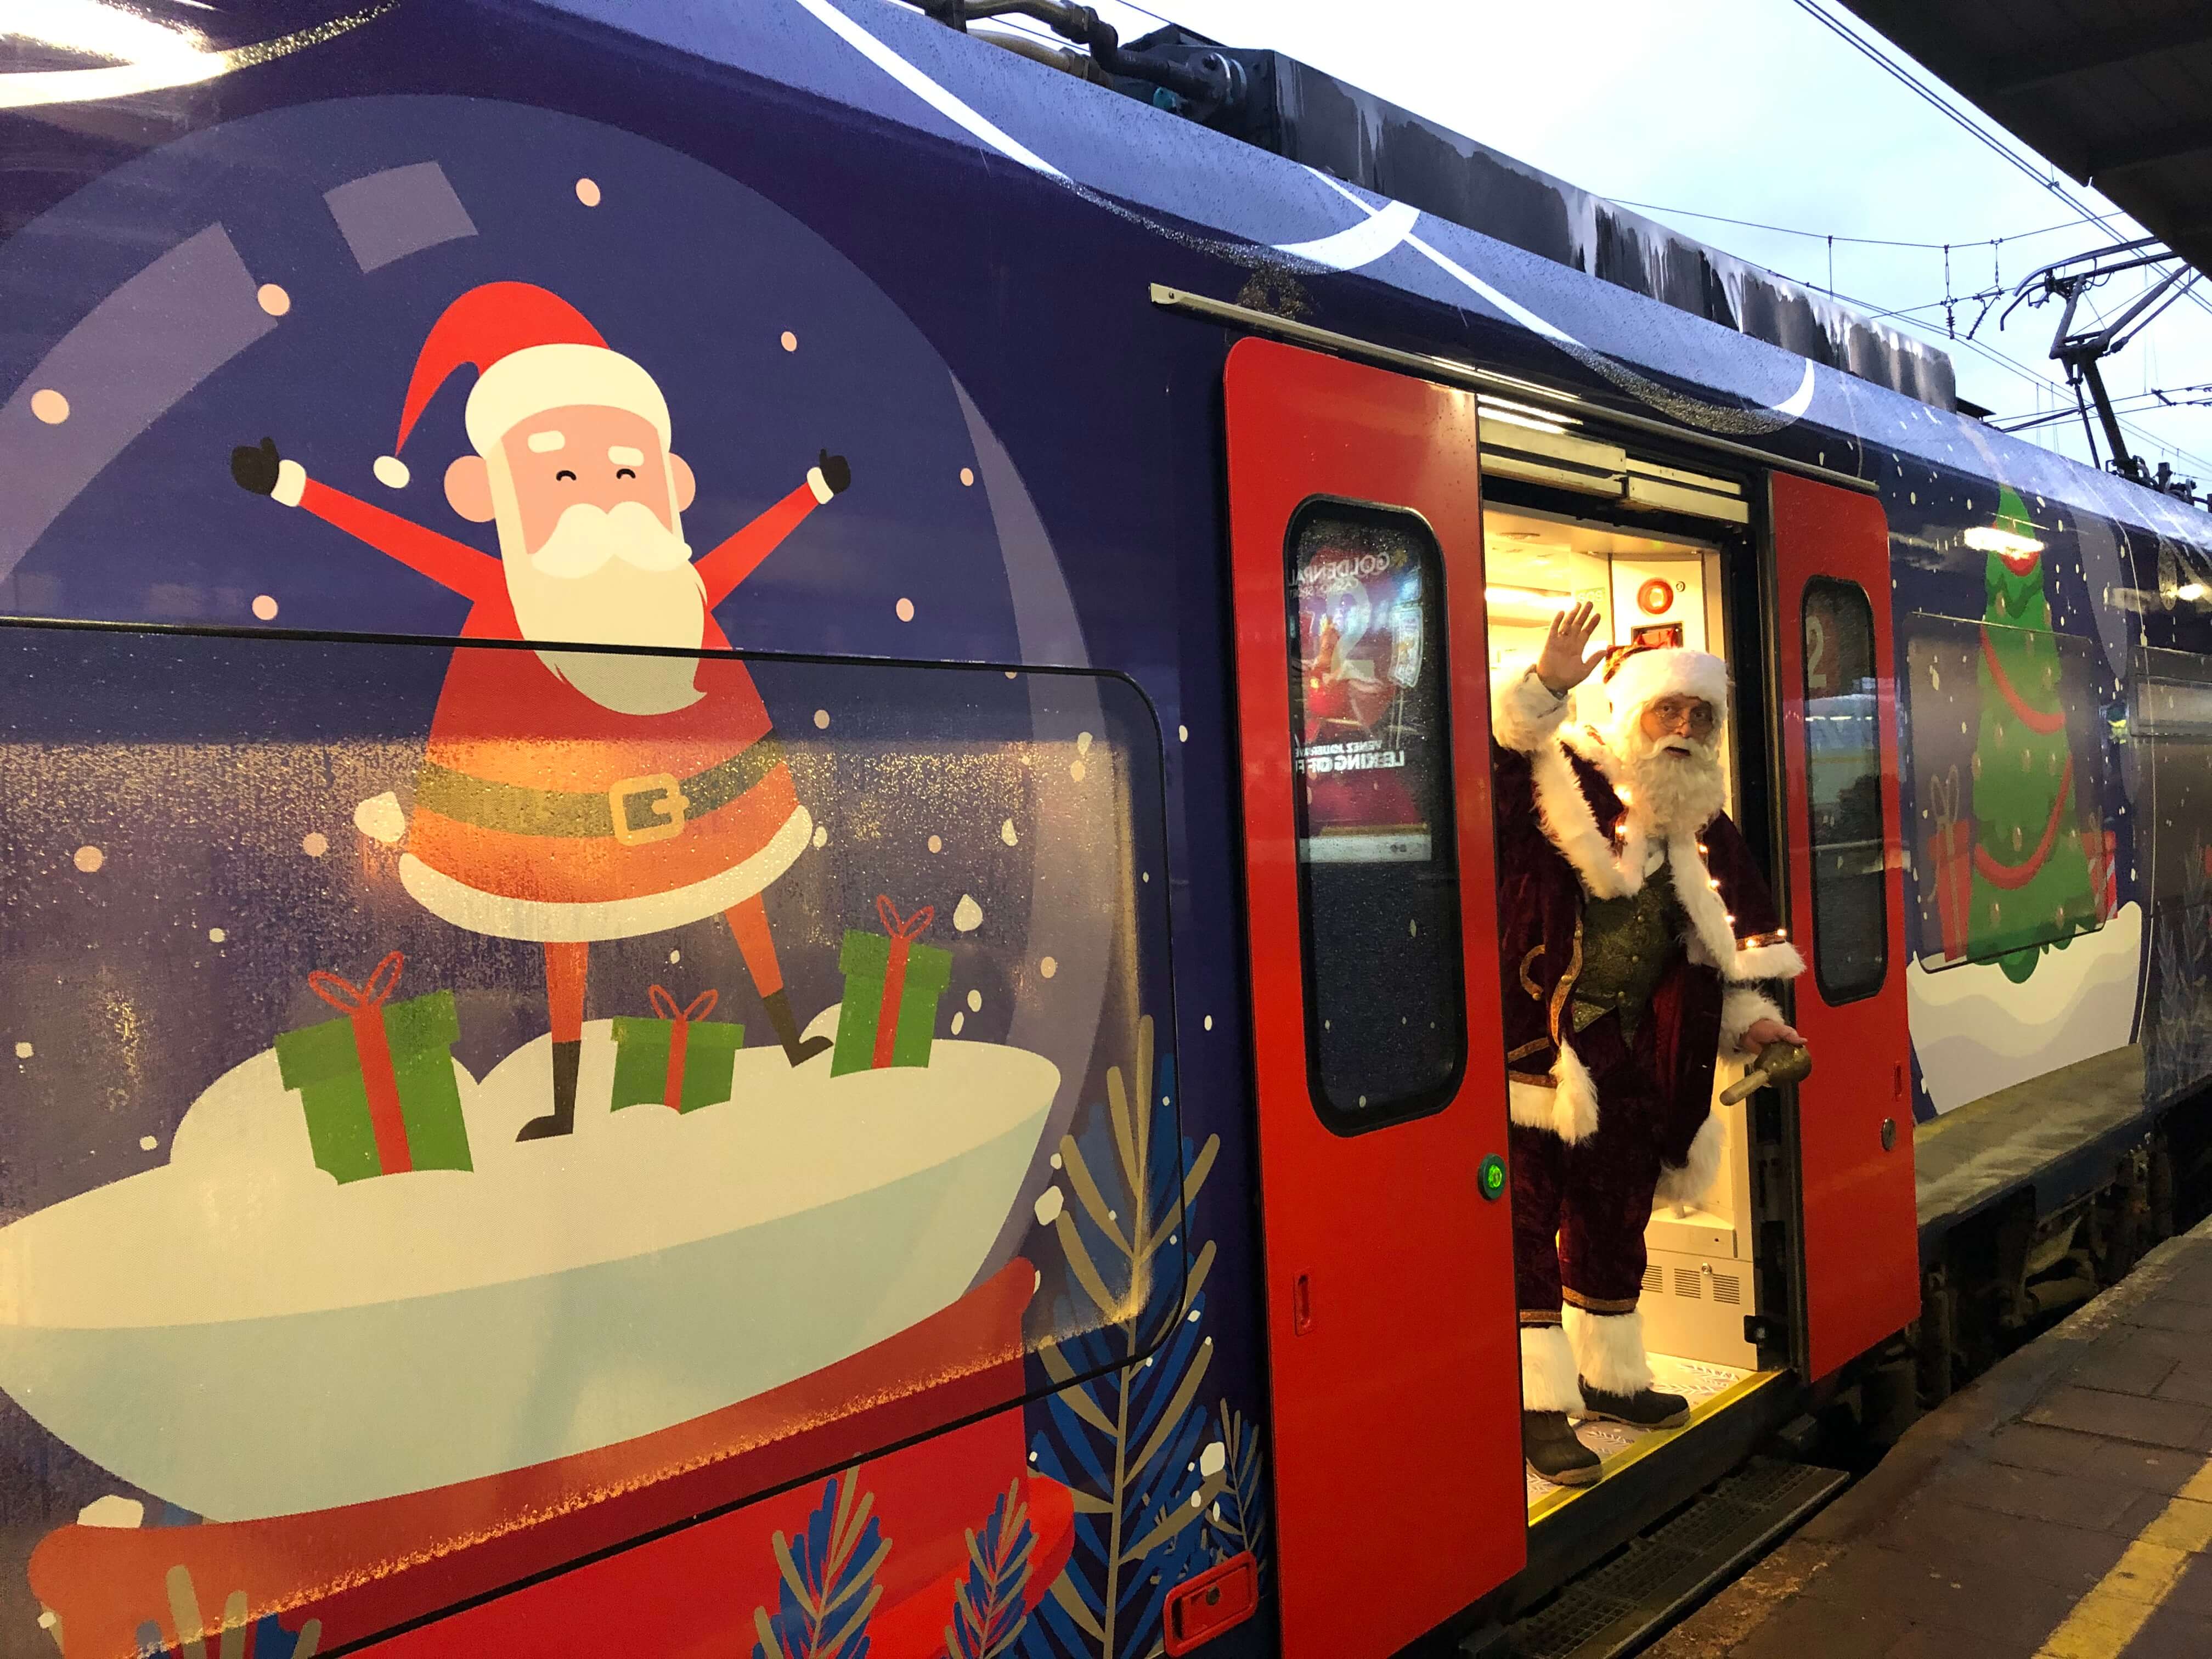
[
  {"left": 374, "top": 281, "right": 669, "bottom": 488},
  {"left": 1597, "top": 643, "right": 1729, "bottom": 748}
]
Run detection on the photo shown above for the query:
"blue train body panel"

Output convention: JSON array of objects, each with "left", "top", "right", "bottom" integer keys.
[{"left": 0, "top": 2, "right": 2208, "bottom": 1652}]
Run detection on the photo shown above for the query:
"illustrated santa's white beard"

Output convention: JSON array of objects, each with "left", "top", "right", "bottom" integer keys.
[
  {"left": 492, "top": 465, "right": 707, "bottom": 717},
  {"left": 1616, "top": 719, "right": 1728, "bottom": 836}
]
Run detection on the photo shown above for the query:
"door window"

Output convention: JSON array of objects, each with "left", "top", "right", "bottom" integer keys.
[
  {"left": 1285, "top": 500, "right": 1466, "bottom": 1128},
  {"left": 1802, "top": 578, "right": 1887, "bottom": 1002}
]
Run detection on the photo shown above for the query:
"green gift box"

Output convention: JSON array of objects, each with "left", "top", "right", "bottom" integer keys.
[
  {"left": 832, "top": 897, "right": 955, "bottom": 1077},
  {"left": 611, "top": 986, "right": 745, "bottom": 1113},
  {"left": 274, "top": 952, "right": 471, "bottom": 1184}
]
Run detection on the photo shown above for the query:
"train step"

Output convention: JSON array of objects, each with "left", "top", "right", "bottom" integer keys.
[{"left": 1489, "top": 1456, "right": 1848, "bottom": 1659}]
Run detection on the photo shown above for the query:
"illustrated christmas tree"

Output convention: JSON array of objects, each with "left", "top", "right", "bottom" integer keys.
[{"left": 1963, "top": 487, "right": 2101, "bottom": 983}]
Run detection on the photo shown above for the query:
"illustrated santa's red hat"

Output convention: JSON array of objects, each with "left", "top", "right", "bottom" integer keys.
[
  {"left": 372, "top": 281, "right": 670, "bottom": 488},
  {"left": 1596, "top": 642, "right": 1730, "bottom": 749}
]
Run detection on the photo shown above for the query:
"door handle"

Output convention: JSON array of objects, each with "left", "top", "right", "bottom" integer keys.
[{"left": 1293, "top": 1273, "right": 1313, "bottom": 1335}]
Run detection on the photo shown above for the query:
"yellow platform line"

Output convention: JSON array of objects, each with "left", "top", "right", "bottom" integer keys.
[
  {"left": 2035, "top": 1457, "right": 2212, "bottom": 1659},
  {"left": 1527, "top": 1369, "right": 1787, "bottom": 1527}
]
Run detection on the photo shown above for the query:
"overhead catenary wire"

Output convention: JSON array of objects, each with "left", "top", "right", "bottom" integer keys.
[
  {"left": 1612, "top": 201, "right": 2096, "bottom": 252},
  {"left": 1764, "top": 264, "right": 2212, "bottom": 475},
  {"left": 1782, "top": 0, "right": 2212, "bottom": 330}
]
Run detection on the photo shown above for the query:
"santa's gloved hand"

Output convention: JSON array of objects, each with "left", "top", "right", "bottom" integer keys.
[
  {"left": 230, "top": 437, "right": 283, "bottom": 496},
  {"left": 1740, "top": 1015, "right": 1802, "bottom": 1056},
  {"left": 816, "top": 449, "right": 852, "bottom": 495}
]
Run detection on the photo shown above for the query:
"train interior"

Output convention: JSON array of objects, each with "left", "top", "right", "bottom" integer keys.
[{"left": 1482, "top": 504, "right": 1782, "bottom": 1511}]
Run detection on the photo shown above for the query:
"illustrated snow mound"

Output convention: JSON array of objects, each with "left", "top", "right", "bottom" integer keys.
[
  {"left": 0, "top": 1016, "right": 1056, "bottom": 1522},
  {"left": 1909, "top": 902, "right": 2143, "bottom": 1114}
]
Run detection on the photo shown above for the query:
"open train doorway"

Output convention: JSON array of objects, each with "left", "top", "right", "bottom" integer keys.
[{"left": 1480, "top": 502, "right": 1788, "bottom": 1517}]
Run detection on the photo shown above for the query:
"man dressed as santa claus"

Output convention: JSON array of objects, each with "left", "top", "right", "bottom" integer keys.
[
  {"left": 232, "top": 281, "right": 849, "bottom": 1140},
  {"left": 1492, "top": 602, "right": 1808, "bottom": 1487}
]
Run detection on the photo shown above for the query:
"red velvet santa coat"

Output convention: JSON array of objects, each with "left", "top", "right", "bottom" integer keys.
[
  {"left": 279, "top": 466, "right": 825, "bottom": 942},
  {"left": 1489, "top": 668, "right": 1805, "bottom": 1201}
]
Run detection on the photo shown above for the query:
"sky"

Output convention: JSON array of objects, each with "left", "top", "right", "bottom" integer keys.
[{"left": 1000, "top": 0, "right": 2212, "bottom": 482}]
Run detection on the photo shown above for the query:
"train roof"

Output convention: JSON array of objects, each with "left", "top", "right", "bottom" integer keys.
[
  {"left": 1108, "top": 20, "right": 1959, "bottom": 411},
  {"left": 679, "top": 1, "right": 2212, "bottom": 554}
]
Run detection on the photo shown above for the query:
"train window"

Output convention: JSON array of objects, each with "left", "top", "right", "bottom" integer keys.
[
  {"left": 1901, "top": 612, "right": 2111, "bottom": 973},
  {"left": 1802, "top": 579, "right": 1887, "bottom": 1003},
  {"left": 2135, "top": 653, "right": 2212, "bottom": 916},
  {"left": 0, "top": 622, "right": 1184, "bottom": 1525},
  {"left": 1285, "top": 500, "right": 1466, "bottom": 1130}
]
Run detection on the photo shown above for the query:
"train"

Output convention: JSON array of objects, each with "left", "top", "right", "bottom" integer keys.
[{"left": 2, "top": 2, "right": 2210, "bottom": 1656}]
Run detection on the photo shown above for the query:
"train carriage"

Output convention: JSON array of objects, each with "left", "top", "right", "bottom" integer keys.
[{"left": 2, "top": 3, "right": 2210, "bottom": 1656}]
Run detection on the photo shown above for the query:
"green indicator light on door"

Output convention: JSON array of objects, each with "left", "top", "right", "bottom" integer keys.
[{"left": 1478, "top": 1154, "right": 1507, "bottom": 1200}]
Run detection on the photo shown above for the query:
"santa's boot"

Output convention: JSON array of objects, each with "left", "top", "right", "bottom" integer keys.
[
  {"left": 763, "top": 989, "right": 832, "bottom": 1066},
  {"left": 1566, "top": 1305, "right": 1689, "bottom": 1429},
  {"left": 1523, "top": 1411, "right": 1601, "bottom": 1486},
  {"left": 1521, "top": 1322, "right": 1599, "bottom": 1485},
  {"left": 517, "top": 1040, "right": 582, "bottom": 1141}
]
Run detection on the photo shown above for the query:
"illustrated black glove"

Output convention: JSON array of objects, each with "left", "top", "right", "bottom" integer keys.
[
  {"left": 230, "top": 437, "right": 282, "bottom": 496},
  {"left": 817, "top": 449, "right": 851, "bottom": 495}
]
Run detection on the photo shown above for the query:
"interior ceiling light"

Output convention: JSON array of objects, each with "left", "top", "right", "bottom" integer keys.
[
  {"left": 1477, "top": 392, "right": 1581, "bottom": 428},
  {"left": 1485, "top": 586, "right": 1574, "bottom": 611},
  {"left": 1479, "top": 408, "right": 1570, "bottom": 438}
]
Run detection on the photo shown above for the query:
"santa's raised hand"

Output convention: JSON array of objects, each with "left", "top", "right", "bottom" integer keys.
[
  {"left": 1535, "top": 599, "right": 1606, "bottom": 696},
  {"left": 231, "top": 437, "right": 284, "bottom": 496}
]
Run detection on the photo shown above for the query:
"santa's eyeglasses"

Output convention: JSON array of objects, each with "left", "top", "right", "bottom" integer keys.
[{"left": 1644, "top": 697, "right": 1717, "bottom": 736}]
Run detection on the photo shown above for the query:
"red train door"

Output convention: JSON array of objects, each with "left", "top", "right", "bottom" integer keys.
[
  {"left": 1224, "top": 338, "right": 1522, "bottom": 1656},
  {"left": 1771, "top": 471, "right": 1920, "bottom": 1380}
]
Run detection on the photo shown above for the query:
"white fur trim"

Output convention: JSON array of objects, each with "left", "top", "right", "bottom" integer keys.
[
  {"left": 806, "top": 466, "right": 834, "bottom": 505},
  {"left": 1600, "top": 648, "right": 1729, "bottom": 753},
  {"left": 1566, "top": 1305, "right": 1655, "bottom": 1397},
  {"left": 1720, "top": 986, "right": 1785, "bottom": 1058},
  {"left": 272, "top": 459, "right": 306, "bottom": 507},
  {"left": 1521, "top": 1323, "right": 1584, "bottom": 1414},
  {"left": 1531, "top": 740, "right": 1632, "bottom": 900},
  {"left": 1654, "top": 1112, "right": 1727, "bottom": 1209},
  {"left": 466, "top": 343, "right": 672, "bottom": 453},
  {"left": 1668, "top": 832, "right": 1743, "bottom": 974},
  {"left": 1509, "top": 1079, "right": 1560, "bottom": 1132},
  {"left": 1509, "top": 1040, "right": 1600, "bottom": 1142},
  {"left": 399, "top": 805, "right": 808, "bottom": 941},
  {"left": 1492, "top": 664, "right": 1571, "bottom": 752},
  {"left": 1733, "top": 939, "right": 1807, "bottom": 980},
  {"left": 1552, "top": 1041, "right": 1601, "bottom": 1142}
]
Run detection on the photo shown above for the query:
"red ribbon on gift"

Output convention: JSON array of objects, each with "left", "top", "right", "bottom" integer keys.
[
  {"left": 307, "top": 952, "right": 413, "bottom": 1175},
  {"left": 646, "top": 985, "right": 719, "bottom": 1111},
  {"left": 1926, "top": 821, "right": 1974, "bottom": 960},
  {"left": 872, "top": 896, "right": 935, "bottom": 1070}
]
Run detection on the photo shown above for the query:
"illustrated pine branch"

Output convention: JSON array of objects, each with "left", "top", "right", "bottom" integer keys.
[
  {"left": 945, "top": 1479, "right": 1037, "bottom": 1659},
  {"left": 1202, "top": 1402, "right": 1268, "bottom": 1592},
  {"left": 1023, "top": 1015, "right": 1231, "bottom": 1659},
  {"left": 753, "top": 1469, "right": 891, "bottom": 1659}
]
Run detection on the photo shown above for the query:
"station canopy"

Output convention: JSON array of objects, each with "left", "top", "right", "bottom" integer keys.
[{"left": 1832, "top": 3, "right": 2212, "bottom": 280}]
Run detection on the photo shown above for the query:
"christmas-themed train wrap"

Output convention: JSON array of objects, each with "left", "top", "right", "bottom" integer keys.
[
  {"left": 274, "top": 952, "right": 471, "bottom": 1182},
  {"left": 611, "top": 986, "right": 744, "bottom": 1113},
  {"left": 833, "top": 897, "right": 955, "bottom": 1076}
]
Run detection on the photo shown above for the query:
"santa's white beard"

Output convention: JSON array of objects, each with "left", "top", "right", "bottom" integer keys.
[
  {"left": 503, "top": 502, "right": 708, "bottom": 716},
  {"left": 1616, "top": 726, "right": 1726, "bottom": 836}
]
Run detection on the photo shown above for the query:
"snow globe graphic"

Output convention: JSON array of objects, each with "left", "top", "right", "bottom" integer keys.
[{"left": 0, "top": 95, "right": 1169, "bottom": 1530}]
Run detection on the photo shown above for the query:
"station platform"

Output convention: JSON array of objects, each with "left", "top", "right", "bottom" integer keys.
[{"left": 1647, "top": 1214, "right": 2212, "bottom": 1659}]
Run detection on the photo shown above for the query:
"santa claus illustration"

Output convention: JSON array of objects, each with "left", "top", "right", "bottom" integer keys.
[{"left": 231, "top": 281, "right": 848, "bottom": 1139}]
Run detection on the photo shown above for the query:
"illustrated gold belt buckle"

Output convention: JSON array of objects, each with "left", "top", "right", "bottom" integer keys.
[{"left": 609, "top": 772, "right": 688, "bottom": 846}]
